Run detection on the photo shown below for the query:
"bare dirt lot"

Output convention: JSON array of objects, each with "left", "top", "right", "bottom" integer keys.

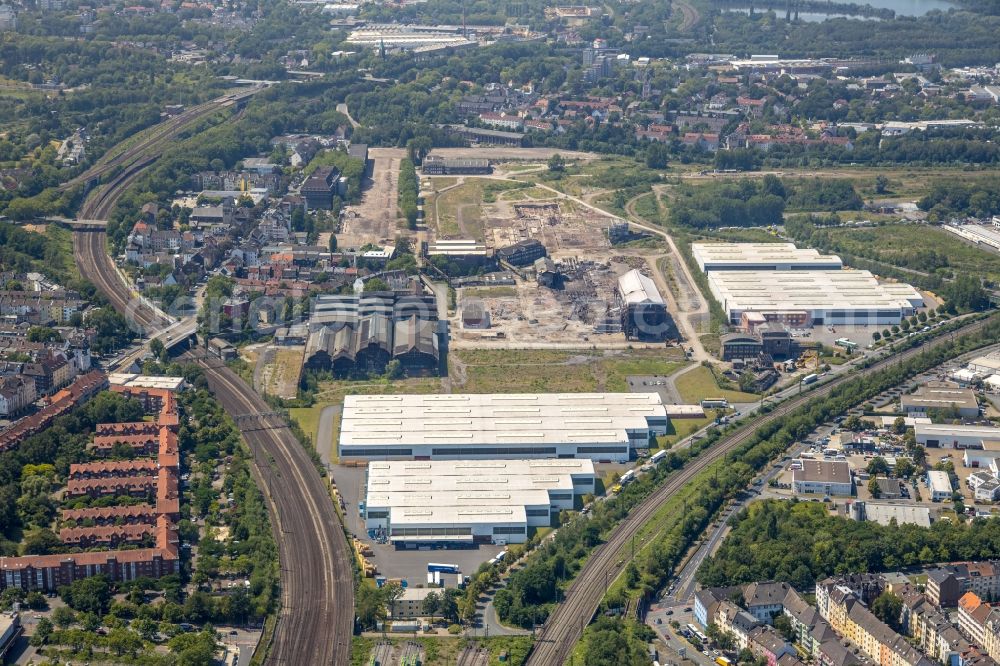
[{"left": 339, "top": 147, "right": 405, "bottom": 248}]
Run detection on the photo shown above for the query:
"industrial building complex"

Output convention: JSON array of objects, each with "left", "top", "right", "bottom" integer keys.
[
  {"left": 692, "top": 242, "right": 844, "bottom": 272},
  {"left": 304, "top": 292, "right": 443, "bottom": 378},
  {"left": 692, "top": 242, "right": 924, "bottom": 326},
  {"left": 706, "top": 269, "right": 923, "bottom": 326},
  {"left": 338, "top": 392, "right": 672, "bottom": 462},
  {"left": 363, "top": 459, "right": 595, "bottom": 545}
]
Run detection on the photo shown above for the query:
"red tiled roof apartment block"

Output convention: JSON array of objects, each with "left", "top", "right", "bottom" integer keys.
[{"left": 1, "top": 383, "right": 183, "bottom": 591}]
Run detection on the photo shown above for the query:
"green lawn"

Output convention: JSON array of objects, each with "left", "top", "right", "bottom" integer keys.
[
  {"left": 656, "top": 415, "right": 713, "bottom": 449},
  {"left": 675, "top": 366, "right": 759, "bottom": 404},
  {"left": 451, "top": 349, "right": 687, "bottom": 394}
]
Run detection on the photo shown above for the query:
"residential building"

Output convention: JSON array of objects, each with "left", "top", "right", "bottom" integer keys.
[
  {"left": 745, "top": 581, "right": 792, "bottom": 624},
  {"left": 958, "top": 592, "right": 991, "bottom": 647}
]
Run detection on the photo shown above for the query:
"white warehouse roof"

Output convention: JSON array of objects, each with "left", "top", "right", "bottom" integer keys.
[
  {"left": 927, "top": 470, "right": 952, "bottom": 495},
  {"left": 366, "top": 459, "right": 595, "bottom": 527},
  {"left": 617, "top": 269, "right": 665, "bottom": 306},
  {"left": 707, "top": 269, "right": 923, "bottom": 314},
  {"left": 340, "top": 392, "right": 668, "bottom": 448},
  {"left": 691, "top": 242, "right": 843, "bottom": 272}
]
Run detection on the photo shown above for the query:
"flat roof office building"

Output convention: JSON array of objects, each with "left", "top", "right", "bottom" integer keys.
[
  {"left": 339, "top": 392, "right": 670, "bottom": 462},
  {"left": 364, "top": 459, "right": 595, "bottom": 544}
]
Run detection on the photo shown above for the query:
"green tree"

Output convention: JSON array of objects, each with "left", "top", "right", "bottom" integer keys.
[
  {"left": 364, "top": 277, "right": 390, "bottom": 292},
  {"left": 52, "top": 605, "right": 76, "bottom": 629},
  {"left": 30, "top": 617, "right": 52, "bottom": 646},
  {"left": 60, "top": 575, "right": 112, "bottom": 615},
  {"left": 107, "top": 627, "right": 143, "bottom": 657},
  {"left": 329, "top": 234, "right": 338, "bottom": 253},
  {"left": 548, "top": 153, "right": 566, "bottom": 172},
  {"left": 422, "top": 591, "right": 441, "bottom": 621},
  {"left": 871, "top": 592, "right": 903, "bottom": 631},
  {"left": 867, "top": 457, "right": 890, "bottom": 476},
  {"left": 875, "top": 175, "right": 890, "bottom": 195},
  {"left": 868, "top": 477, "right": 881, "bottom": 498},
  {"left": 773, "top": 612, "right": 795, "bottom": 641},
  {"left": 892, "top": 417, "right": 906, "bottom": 435},
  {"left": 26, "top": 326, "right": 61, "bottom": 343}
]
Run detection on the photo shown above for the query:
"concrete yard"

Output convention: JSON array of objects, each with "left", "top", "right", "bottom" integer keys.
[
  {"left": 332, "top": 463, "right": 505, "bottom": 583},
  {"left": 339, "top": 146, "right": 404, "bottom": 248}
]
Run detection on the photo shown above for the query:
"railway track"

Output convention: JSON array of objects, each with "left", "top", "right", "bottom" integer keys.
[
  {"left": 526, "top": 316, "right": 996, "bottom": 665},
  {"left": 193, "top": 358, "right": 354, "bottom": 666},
  {"left": 62, "top": 89, "right": 258, "bottom": 195},
  {"left": 70, "top": 81, "right": 354, "bottom": 664}
]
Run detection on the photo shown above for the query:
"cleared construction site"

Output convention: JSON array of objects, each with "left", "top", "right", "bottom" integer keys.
[{"left": 424, "top": 176, "right": 680, "bottom": 348}]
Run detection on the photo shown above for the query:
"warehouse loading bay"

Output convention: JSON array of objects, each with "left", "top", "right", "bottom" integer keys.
[
  {"left": 334, "top": 463, "right": 505, "bottom": 582},
  {"left": 332, "top": 459, "right": 628, "bottom": 584}
]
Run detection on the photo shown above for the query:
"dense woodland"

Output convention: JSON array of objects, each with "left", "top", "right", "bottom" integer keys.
[{"left": 697, "top": 500, "right": 1000, "bottom": 589}]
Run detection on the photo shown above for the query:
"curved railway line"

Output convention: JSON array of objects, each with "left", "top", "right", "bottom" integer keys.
[
  {"left": 191, "top": 358, "right": 354, "bottom": 666},
  {"left": 70, "top": 84, "right": 355, "bottom": 665},
  {"left": 62, "top": 89, "right": 258, "bottom": 195},
  {"left": 526, "top": 316, "right": 996, "bottom": 666}
]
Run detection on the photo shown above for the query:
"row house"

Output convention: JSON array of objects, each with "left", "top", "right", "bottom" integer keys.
[
  {"left": 0, "top": 516, "right": 179, "bottom": 592},
  {"left": 954, "top": 592, "right": 1000, "bottom": 662},
  {"left": 0, "top": 370, "right": 107, "bottom": 453},
  {"left": 69, "top": 459, "right": 159, "bottom": 480},
  {"left": 821, "top": 585, "right": 936, "bottom": 666},
  {"left": 716, "top": 600, "right": 763, "bottom": 650},
  {"left": 59, "top": 522, "right": 153, "bottom": 548},
  {"left": 61, "top": 504, "right": 158, "bottom": 526},
  {"left": 749, "top": 625, "right": 796, "bottom": 666},
  {"left": 65, "top": 474, "right": 158, "bottom": 499},
  {"left": 783, "top": 587, "right": 839, "bottom": 658},
  {"left": 899, "top": 586, "right": 973, "bottom": 666}
]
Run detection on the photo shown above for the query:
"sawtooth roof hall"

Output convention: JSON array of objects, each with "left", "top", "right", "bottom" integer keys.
[{"left": 338, "top": 392, "right": 671, "bottom": 462}]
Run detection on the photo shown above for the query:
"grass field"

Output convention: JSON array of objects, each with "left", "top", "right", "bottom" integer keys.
[
  {"left": 822, "top": 224, "right": 1000, "bottom": 282},
  {"left": 656, "top": 415, "right": 713, "bottom": 449},
  {"left": 432, "top": 179, "right": 526, "bottom": 239},
  {"left": 675, "top": 365, "right": 759, "bottom": 404},
  {"left": 264, "top": 348, "right": 304, "bottom": 397},
  {"left": 451, "top": 349, "right": 687, "bottom": 394}
]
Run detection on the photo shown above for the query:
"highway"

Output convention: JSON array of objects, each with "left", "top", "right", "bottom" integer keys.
[
  {"left": 68, "top": 84, "right": 355, "bottom": 665},
  {"left": 525, "top": 315, "right": 997, "bottom": 666}
]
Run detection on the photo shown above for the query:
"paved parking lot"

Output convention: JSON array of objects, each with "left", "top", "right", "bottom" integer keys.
[{"left": 331, "top": 463, "right": 504, "bottom": 584}]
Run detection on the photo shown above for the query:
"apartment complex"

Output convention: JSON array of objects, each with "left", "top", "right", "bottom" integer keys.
[{"left": 0, "top": 383, "right": 181, "bottom": 591}]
